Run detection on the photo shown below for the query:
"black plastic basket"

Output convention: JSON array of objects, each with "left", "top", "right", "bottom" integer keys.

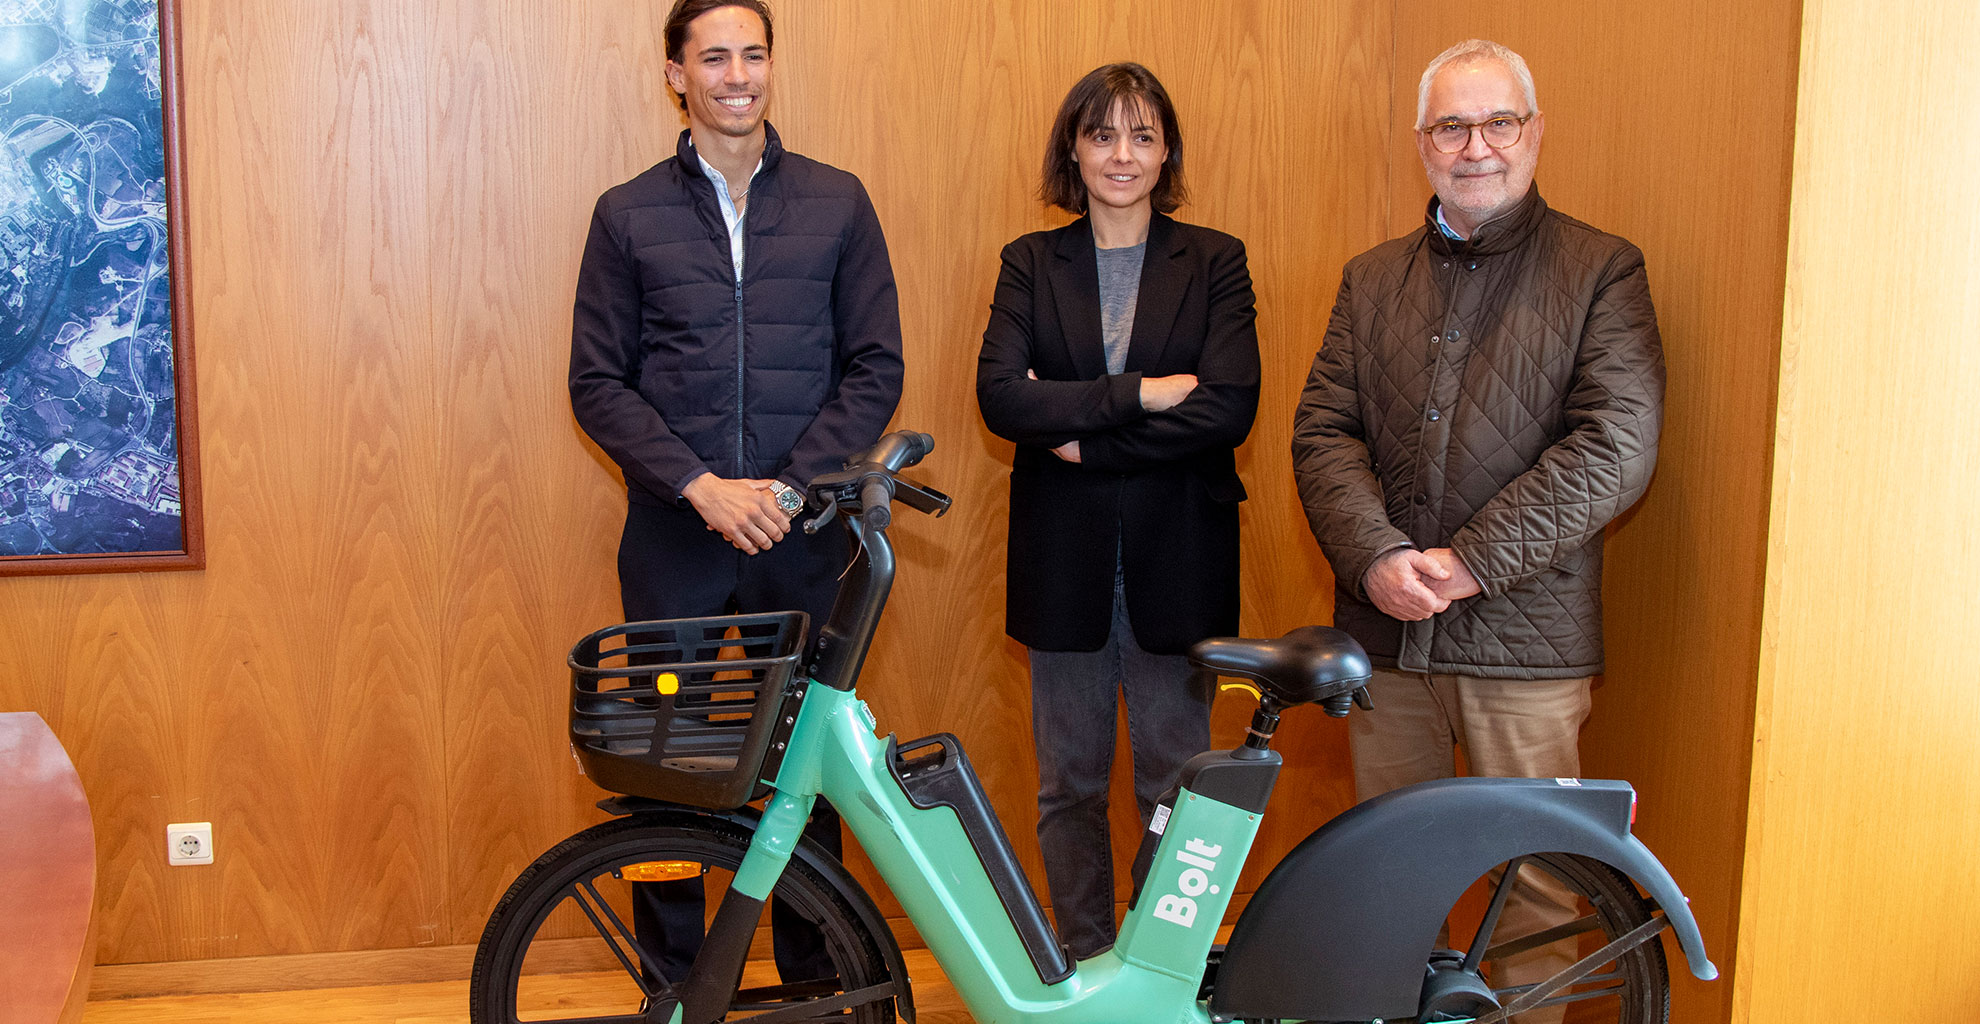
[{"left": 568, "top": 611, "right": 807, "bottom": 810}]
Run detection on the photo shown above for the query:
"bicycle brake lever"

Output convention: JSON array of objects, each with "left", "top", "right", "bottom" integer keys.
[{"left": 802, "top": 495, "right": 840, "bottom": 535}]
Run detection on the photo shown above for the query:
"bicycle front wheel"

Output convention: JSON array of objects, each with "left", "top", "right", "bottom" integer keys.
[{"left": 470, "top": 811, "right": 900, "bottom": 1024}]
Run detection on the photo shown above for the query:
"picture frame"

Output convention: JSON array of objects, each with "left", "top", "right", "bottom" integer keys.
[{"left": 0, "top": 0, "right": 202, "bottom": 576}]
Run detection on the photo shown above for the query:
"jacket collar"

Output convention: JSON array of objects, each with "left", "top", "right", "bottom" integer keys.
[
  {"left": 672, "top": 122, "right": 785, "bottom": 178},
  {"left": 1049, "top": 212, "right": 1190, "bottom": 378},
  {"left": 1425, "top": 182, "right": 1546, "bottom": 258},
  {"left": 672, "top": 123, "right": 787, "bottom": 238}
]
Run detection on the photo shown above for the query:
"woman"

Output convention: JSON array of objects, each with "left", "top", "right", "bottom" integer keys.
[{"left": 976, "top": 62, "right": 1260, "bottom": 959}]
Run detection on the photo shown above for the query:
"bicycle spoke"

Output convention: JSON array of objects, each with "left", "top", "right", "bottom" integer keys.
[
  {"left": 1492, "top": 968, "right": 1625, "bottom": 1002},
  {"left": 1463, "top": 855, "right": 1529, "bottom": 974},
  {"left": 1480, "top": 910, "right": 1602, "bottom": 962},
  {"left": 1468, "top": 913, "right": 1669, "bottom": 1023},
  {"left": 736, "top": 978, "right": 848, "bottom": 1004},
  {"left": 568, "top": 879, "right": 665, "bottom": 998},
  {"left": 727, "top": 981, "right": 902, "bottom": 1024}
]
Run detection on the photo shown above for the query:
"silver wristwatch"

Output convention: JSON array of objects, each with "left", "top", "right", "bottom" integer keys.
[{"left": 767, "top": 480, "right": 805, "bottom": 520}]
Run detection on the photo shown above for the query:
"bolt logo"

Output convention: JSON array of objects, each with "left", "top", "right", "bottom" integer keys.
[{"left": 1152, "top": 838, "right": 1224, "bottom": 929}]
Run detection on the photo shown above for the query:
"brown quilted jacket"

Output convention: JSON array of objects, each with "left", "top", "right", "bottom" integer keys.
[{"left": 1292, "top": 186, "right": 1664, "bottom": 678}]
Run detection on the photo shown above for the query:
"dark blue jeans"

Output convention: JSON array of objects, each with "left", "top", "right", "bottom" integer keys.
[
  {"left": 1028, "top": 573, "right": 1211, "bottom": 959},
  {"left": 619, "top": 500, "right": 847, "bottom": 985}
]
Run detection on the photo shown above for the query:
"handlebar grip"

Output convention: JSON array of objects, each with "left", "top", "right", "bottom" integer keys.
[
  {"left": 859, "top": 474, "right": 893, "bottom": 530},
  {"left": 860, "top": 430, "right": 935, "bottom": 473}
]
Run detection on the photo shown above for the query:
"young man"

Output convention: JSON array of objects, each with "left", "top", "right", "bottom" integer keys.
[{"left": 567, "top": 0, "right": 903, "bottom": 984}]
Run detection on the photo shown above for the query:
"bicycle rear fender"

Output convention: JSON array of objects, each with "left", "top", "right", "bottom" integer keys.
[
  {"left": 1207, "top": 777, "right": 1716, "bottom": 1023},
  {"left": 597, "top": 796, "right": 918, "bottom": 1024}
]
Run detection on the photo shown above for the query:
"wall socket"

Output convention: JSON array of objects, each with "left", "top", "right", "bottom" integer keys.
[{"left": 166, "top": 822, "right": 214, "bottom": 866}]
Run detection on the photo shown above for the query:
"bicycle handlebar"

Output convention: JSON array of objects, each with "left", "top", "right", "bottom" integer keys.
[
  {"left": 802, "top": 430, "right": 949, "bottom": 691},
  {"left": 860, "top": 430, "right": 935, "bottom": 474},
  {"left": 802, "top": 430, "right": 949, "bottom": 536},
  {"left": 859, "top": 475, "right": 894, "bottom": 530}
]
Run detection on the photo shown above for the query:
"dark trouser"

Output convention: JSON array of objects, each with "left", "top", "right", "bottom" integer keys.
[
  {"left": 1027, "top": 572, "right": 1211, "bottom": 959},
  {"left": 618, "top": 499, "right": 851, "bottom": 984}
]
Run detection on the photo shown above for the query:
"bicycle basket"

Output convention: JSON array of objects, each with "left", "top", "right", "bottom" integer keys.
[{"left": 568, "top": 611, "right": 808, "bottom": 810}]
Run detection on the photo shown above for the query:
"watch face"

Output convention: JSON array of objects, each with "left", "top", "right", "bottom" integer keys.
[{"left": 776, "top": 486, "right": 804, "bottom": 516}]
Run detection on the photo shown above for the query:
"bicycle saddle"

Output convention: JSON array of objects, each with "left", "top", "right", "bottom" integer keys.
[{"left": 1189, "top": 626, "right": 1372, "bottom": 707}]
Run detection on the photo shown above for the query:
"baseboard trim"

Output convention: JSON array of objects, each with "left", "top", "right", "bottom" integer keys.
[{"left": 88, "top": 914, "right": 936, "bottom": 1000}]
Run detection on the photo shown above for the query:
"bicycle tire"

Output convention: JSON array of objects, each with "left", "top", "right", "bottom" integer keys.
[
  {"left": 1419, "top": 851, "right": 1670, "bottom": 1024},
  {"left": 470, "top": 810, "right": 898, "bottom": 1024}
]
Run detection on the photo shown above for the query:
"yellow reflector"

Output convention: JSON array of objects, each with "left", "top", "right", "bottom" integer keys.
[
  {"left": 618, "top": 860, "right": 702, "bottom": 883},
  {"left": 1218, "top": 680, "right": 1263, "bottom": 702},
  {"left": 656, "top": 672, "right": 680, "bottom": 695}
]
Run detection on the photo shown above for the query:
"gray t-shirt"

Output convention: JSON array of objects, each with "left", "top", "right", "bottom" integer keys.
[{"left": 1096, "top": 242, "right": 1146, "bottom": 375}]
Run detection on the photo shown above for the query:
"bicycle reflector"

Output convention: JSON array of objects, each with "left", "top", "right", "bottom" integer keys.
[{"left": 617, "top": 861, "right": 705, "bottom": 883}]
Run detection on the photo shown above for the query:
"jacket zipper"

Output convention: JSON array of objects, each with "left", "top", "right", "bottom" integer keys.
[{"left": 733, "top": 203, "right": 747, "bottom": 479}]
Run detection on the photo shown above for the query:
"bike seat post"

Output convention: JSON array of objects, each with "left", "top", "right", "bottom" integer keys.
[{"left": 1236, "top": 699, "right": 1284, "bottom": 759}]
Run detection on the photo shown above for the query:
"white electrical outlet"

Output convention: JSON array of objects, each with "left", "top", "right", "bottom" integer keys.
[{"left": 166, "top": 822, "right": 214, "bottom": 866}]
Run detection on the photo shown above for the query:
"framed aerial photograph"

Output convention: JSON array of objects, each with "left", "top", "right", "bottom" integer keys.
[{"left": 0, "top": 0, "right": 201, "bottom": 575}]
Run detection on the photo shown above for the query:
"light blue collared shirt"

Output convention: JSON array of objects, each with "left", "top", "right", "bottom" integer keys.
[
  {"left": 695, "top": 148, "right": 762, "bottom": 283},
  {"left": 1434, "top": 203, "right": 1467, "bottom": 241}
]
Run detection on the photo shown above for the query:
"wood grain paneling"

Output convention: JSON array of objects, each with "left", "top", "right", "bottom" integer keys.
[
  {"left": 1738, "top": 0, "right": 1980, "bottom": 1017},
  {"left": 4, "top": 0, "right": 1814, "bottom": 1002},
  {"left": 0, "top": 0, "right": 1390, "bottom": 971},
  {"left": 769, "top": 0, "right": 1391, "bottom": 908}
]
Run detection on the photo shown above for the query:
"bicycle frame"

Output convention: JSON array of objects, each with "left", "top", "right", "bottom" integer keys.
[
  {"left": 741, "top": 682, "right": 1259, "bottom": 1024},
  {"left": 588, "top": 433, "right": 1712, "bottom": 1024},
  {"left": 721, "top": 489, "right": 1258, "bottom": 1024}
]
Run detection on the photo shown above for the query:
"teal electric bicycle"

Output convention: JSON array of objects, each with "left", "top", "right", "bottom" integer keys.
[{"left": 470, "top": 431, "right": 1717, "bottom": 1024}]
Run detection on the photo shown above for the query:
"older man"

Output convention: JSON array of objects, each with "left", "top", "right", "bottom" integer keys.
[{"left": 1292, "top": 39, "right": 1664, "bottom": 1019}]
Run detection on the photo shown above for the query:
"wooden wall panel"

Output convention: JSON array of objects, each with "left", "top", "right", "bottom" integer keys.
[
  {"left": 426, "top": 0, "right": 675, "bottom": 946},
  {"left": 1388, "top": 6, "right": 1801, "bottom": 1022},
  {"left": 1, "top": 0, "right": 459, "bottom": 962},
  {"left": 769, "top": 0, "right": 1391, "bottom": 906},
  {"left": 0, "top": 0, "right": 1391, "bottom": 968},
  {"left": 5, "top": 0, "right": 1818, "bottom": 994},
  {"left": 1738, "top": 0, "right": 1980, "bottom": 1017}
]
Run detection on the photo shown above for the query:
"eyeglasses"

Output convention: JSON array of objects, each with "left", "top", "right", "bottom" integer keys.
[{"left": 1421, "top": 114, "right": 1533, "bottom": 154}]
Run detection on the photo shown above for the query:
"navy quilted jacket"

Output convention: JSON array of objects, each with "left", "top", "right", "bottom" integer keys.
[
  {"left": 570, "top": 126, "right": 903, "bottom": 506},
  {"left": 1292, "top": 186, "right": 1664, "bottom": 678}
]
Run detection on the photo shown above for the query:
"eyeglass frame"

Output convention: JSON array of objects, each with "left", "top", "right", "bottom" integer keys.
[{"left": 1419, "top": 113, "right": 1535, "bottom": 154}]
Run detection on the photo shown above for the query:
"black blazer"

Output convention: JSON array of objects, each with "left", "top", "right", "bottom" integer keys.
[{"left": 977, "top": 213, "right": 1260, "bottom": 654}]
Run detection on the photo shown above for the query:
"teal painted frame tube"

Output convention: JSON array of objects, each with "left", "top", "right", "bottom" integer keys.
[{"left": 756, "top": 683, "right": 1266, "bottom": 1024}]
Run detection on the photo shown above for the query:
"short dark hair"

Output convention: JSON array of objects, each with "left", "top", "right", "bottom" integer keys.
[
  {"left": 1039, "top": 63, "right": 1188, "bottom": 216},
  {"left": 663, "top": 0, "right": 775, "bottom": 112}
]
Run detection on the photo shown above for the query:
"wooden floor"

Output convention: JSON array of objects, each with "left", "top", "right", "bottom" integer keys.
[{"left": 80, "top": 948, "right": 974, "bottom": 1024}]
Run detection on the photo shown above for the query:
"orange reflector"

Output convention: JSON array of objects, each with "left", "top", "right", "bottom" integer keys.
[
  {"left": 618, "top": 860, "right": 703, "bottom": 883},
  {"left": 1218, "top": 680, "right": 1263, "bottom": 702},
  {"left": 656, "top": 672, "right": 680, "bottom": 695}
]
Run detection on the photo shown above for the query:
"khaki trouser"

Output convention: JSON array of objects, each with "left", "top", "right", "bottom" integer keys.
[{"left": 1350, "top": 668, "right": 1594, "bottom": 1024}]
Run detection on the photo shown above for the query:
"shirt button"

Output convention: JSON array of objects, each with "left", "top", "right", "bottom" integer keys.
[
  {"left": 1430, "top": 333, "right": 1440, "bottom": 344},
  {"left": 1427, "top": 409, "right": 1442, "bottom": 422},
  {"left": 1442, "top": 261, "right": 1451, "bottom": 269}
]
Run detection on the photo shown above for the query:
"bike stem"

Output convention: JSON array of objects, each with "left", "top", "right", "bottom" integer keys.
[{"left": 808, "top": 517, "right": 893, "bottom": 693}]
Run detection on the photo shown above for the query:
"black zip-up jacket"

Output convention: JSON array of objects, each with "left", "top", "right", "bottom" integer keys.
[{"left": 570, "top": 125, "right": 903, "bottom": 506}]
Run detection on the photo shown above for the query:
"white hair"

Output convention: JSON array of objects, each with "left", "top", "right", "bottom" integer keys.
[{"left": 1415, "top": 39, "right": 1539, "bottom": 129}]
